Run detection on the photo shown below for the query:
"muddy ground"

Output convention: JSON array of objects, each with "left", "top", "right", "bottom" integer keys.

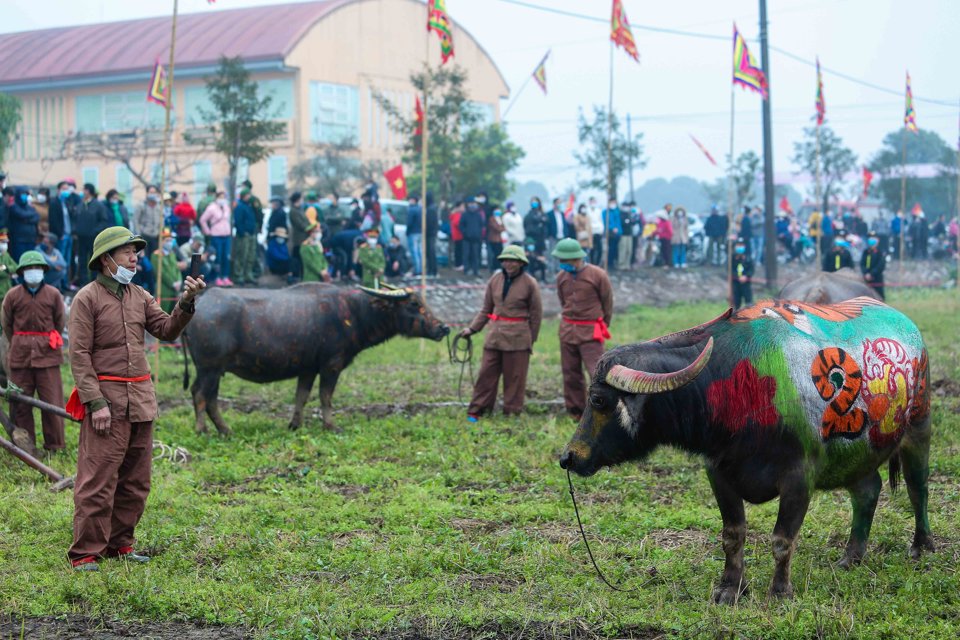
[{"left": 0, "top": 615, "right": 246, "bottom": 640}]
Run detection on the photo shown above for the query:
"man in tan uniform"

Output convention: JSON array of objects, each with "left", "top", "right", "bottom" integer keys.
[
  {"left": 66, "top": 227, "right": 205, "bottom": 571},
  {"left": 552, "top": 238, "right": 613, "bottom": 419},
  {"left": 459, "top": 245, "right": 542, "bottom": 421},
  {"left": 1, "top": 250, "right": 66, "bottom": 455}
]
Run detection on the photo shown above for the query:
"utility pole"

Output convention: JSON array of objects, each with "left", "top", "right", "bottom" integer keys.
[
  {"left": 626, "top": 113, "right": 635, "bottom": 201},
  {"left": 759, "top": 0, "right": 777, "bottom": 288}
]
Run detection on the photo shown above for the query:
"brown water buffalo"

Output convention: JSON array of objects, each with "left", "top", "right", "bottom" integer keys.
[
  {"left": 778, "top": 268, "right": 881, "bottom": 303},
  {"left": 184, "top": 283, "right": 449, "bottom": 435}
]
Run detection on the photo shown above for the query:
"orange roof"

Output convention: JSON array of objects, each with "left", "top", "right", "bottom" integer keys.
[{"left": 0, "top": 0, "right": 353, "bottom": 89}]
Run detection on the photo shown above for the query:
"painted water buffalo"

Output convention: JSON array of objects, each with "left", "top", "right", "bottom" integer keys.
[
  {"left": 560, "top": 297, "right": 932, "bottom": 603},
  {"left": 184, "top": 283, "right": 449, "bottom": 435},
  {"left": 778, "top": 268, "right": 881, "bottom": 303}
]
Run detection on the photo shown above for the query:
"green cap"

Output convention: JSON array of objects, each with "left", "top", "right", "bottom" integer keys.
[
  {"left": 240, "top": 188, "right": 251, "bottom": 197},
  {"left": 551, "top": 238, "right": 587, "bottom": 260},
  {"left": 89, "top": 226, "right": 146, "bottom": 271},
  {"left": 206, "top": 182, "right": 217, "bottom": 192},
  {"left": 17, "top": 250, "right": 49, "bottom": 273},
  {"left": 305, "top": 190, "right": 319, "bottom": 201},
  {"left": 497, "top": 244, "right": 529, "bottom": 264}
]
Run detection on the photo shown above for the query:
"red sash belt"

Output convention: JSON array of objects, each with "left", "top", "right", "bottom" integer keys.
[
  {"left": 14, "top": 329, "right": 63, "bottom": 350},
  {"left": 487, "top": 313, "right": 527, "bottom": 322},
  {"left": 562, "top": 316, "right": 611, "bottom": 342},
  {"left": 65, "top": 374, "right": 152, "bottom": 421}
]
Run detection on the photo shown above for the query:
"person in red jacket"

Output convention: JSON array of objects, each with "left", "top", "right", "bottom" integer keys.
[
  {"left": 173, "top": 192, "right": 197, "bottom": 247},
  {"left": 449, "top": 201, "right": 464, "bottom": 271}
]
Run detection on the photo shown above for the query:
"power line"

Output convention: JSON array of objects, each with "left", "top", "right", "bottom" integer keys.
[{"left": 492, "top": 0, "right": 957, "bottom": 107}]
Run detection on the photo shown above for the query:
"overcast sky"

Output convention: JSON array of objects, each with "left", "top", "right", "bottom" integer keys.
[{"left": 3, "top": 0, "right": 959, "bottom": 197}]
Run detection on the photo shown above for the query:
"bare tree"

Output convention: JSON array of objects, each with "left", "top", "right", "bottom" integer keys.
[
  {"left": 290, "top": 139, "right": 387, "bottom": 199},
  {"left": 62, "top": 129, "right": 208, "bottom": 192}
]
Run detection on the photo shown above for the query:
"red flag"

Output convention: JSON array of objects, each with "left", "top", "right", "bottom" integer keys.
[
  {"left": 862, "top": 166, "right": 874, "bottom": 198},
  {"left": 778, "top": 196, "right": 793, "bottom": 214},
  {"left": 611, "top": 0, "right": 640, "bottom": 62},
  {"left": 414, "top": 96, "right": 424, "bottom": 137},
  {"left": 911, "top": 202, "right": 922, "bottom": 215},
  {"left": 564, "top": 193, "right": 575, "bottom": 217},
  {"left": 688, "top": 134, "right": 717, "bottom": 166},
  {"left": 384, "top": 165, "right": 407, "bottom": 200}
]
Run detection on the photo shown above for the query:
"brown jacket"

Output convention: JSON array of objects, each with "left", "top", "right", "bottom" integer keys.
[
  {"left": 468, "top": 271, "right": 542, "bottom": 352},
  {"left": 557, "top": 263, "right": 613, "bottom": 345},
  {"left": 487, "top": 214, "right": 506, "bottom": 243},
  {"left": 574, "top": 213, "right": 593, "bottom": 249},
  {"left": 1, "top": 283, "right": 66, "bottom": 369},
  {"left": 68, "top": 274, "right": 193, "bottom": 421}
]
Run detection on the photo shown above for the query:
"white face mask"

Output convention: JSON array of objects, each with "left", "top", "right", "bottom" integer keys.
[
  {"left": 366, "top": 238, "right": 377, "bottom": 247},
  {"left": 23, "top": 268, "right": 44, "bottom": 286},
  {"left": 0, "top": 242, "right": 7, "bottom": 253},
  {"left": 163, "top": 240, "right": 175, "bottom": 252},
  {"left": 109, "top": 255, "right": 136, "bottom": 285},
  {"left": 36, "top": 194, "right": 47, "bottom": 204}
]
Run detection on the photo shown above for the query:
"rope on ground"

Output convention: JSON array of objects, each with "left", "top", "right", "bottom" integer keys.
[
  {"left": 152, "top": 440, "right": 191, "bottom": 464},
  {"left": 447, "top": 332, "right": 474, "bottom": 404}
]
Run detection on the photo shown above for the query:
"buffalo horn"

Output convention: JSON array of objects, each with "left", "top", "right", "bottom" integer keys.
[
  {"left": 605, "top": 337, "right": 714, "bottom": 394},
  {"left": 358, "top": 286, "right": 410, "bottom": 300}
]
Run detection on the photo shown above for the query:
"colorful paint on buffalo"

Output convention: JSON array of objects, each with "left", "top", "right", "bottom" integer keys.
[
  {"left": 706, "top": 298, "right": 928, "bottom": 455},
  {"left": 707, "top": 359, "right": 779, "bottom": 432}
]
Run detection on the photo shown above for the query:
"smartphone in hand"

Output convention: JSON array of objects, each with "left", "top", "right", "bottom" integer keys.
[{"left": 190, "top": 253, "right": 203, "bottom": 279}]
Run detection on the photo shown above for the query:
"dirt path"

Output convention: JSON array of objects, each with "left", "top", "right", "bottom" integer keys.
[{"left": 0, "top": 615, "right": 246, "bottom": 639}]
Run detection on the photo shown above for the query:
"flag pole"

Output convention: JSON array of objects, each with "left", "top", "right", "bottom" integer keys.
[
  {"left": 420, "top": 22, "right": 429, "bottom": 300},
  {"left": 899, "top": 126, "right": 907, "bottom": 278},
  {"left": 956, "top": 96, "right": 959, "bottom": 293},
  {"left": 727, "top": 84, "right": 736, "bottom": 307},
  {"left": 605, "top": 38, "right": 614, "bottom": 270},
  {"left": 814, "top": 122, "right": 822, "bottom": 267},
  {"left": 154, "top": 0, "right": 178, "bottom": 382},
  {"left": 502, "top": 73, "right": 534, "bottom": 119}
]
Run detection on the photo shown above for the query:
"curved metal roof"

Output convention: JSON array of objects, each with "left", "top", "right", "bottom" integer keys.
[{"left": 0, "top": 0, "right": 352, "bottom": 87}]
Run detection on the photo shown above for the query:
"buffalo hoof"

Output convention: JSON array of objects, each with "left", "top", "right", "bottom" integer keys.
[
  {"left": 910, "top": 534, "right": 935, "bottom": 560},
  {"left": 839, "top": 545, "right": 866, "bottom": 569},
  {"left": 215, "top": 427, "right": 233, "bottom": 437},
  {"left": 287, "top": 421, "right": 301, "bottom": 431},
  {"left": 767, "top": 582, "right": 794, "bottom": 600},
  {"left": 712, "top": 582, "right": 748, "bottom": 605},
  {"left": 323, "top": 422, "right": 343, "bottom": 434}
]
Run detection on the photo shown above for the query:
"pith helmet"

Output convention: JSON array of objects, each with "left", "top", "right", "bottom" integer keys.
[
  {"left": 16, "top": 250, "right": 49, "bottom": 273},
  {"left": 497, "top": 244, "right": 528, "bottom": 264},
  {"left": 551, "top": 238, "right": 587, "bottom": 260},
  {"left": 89, "top": 226, "right": 146, "bottom": 270}
]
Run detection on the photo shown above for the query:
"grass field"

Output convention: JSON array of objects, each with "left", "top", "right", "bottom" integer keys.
[{"left": 1, "top": 288, "right": 959, "bottom": 639}]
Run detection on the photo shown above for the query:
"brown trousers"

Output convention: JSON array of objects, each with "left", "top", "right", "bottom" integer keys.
[
  {"left": 9, "top": 366, "right": 65, "bottom": 450},
  {"left": 467, "top": 348, "right": 531, "bottom": 416},
  {"left": 561, "top": 340, "right": 605, "bottom": 416},
  {"left": 68, "top": 417, "right": 153, "bottom": 561}
]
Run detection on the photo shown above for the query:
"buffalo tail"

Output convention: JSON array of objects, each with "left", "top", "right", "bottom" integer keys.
[{"left": 888, "top": 452, "right": 901, "bottom": 493}]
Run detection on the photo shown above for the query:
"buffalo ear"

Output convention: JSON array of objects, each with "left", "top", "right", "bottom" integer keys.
[{"left": 359, "top": 286, "right": 411, "bottom": 301}]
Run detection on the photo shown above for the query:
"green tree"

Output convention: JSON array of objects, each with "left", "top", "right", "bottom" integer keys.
[
  {"left": 574, "top": 106, "right": 645, "bottom": 200},
  {"left": 791, "top": 125, "right": 857, "bottom": 211},
  {"left": 191, "top": 56, "right": 285, "bottom": 198},
  {"left": 376, "top": 65, "right": 524, "bottom": 203},
  {"left": 728, "top": 150, "right": 762, "bottom": 211},
  {"left": 868, "top": 128, "right": 955, "bottom": 215},
  {"left": 0, "top": 93, "right": 23, "bottom": 167}
]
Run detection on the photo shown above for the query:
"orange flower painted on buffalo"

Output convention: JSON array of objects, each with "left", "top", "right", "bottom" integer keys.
[{"left": 706, "top": 360, "right": 779, "bottom": 432}]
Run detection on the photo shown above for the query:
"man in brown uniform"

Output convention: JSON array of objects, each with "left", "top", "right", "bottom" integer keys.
[
  {"left": 552, "top": 238, "right": 613, "bottom": 419},
  {"left": 1, "top": 250, "right": 66, "bottom": 455},
  {"left": 66, "top": 226, "right": 205, "bottom": 571},
  {"left": 459, "top": 245, "right": 542, "bottom": 421}
]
